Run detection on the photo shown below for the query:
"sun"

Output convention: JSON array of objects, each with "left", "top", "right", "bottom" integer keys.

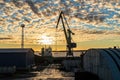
[{"left": 37, "top": 35, "right": 55, "bottom": 45}]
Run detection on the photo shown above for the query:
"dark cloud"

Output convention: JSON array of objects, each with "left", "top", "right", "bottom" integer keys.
[
  {"left": 81, "top": 29, "right": 105, "bottom": 34},
  {"left": 0, "top": 37, "right": 12, "bottom": 40},
  {"left": 12, "top": 0, "right": 25, "bottom": 8},
  {"left": 113, "top": 32, "right": 120, "bottom": 35},
  {"left": 8, "top": 0, "right": 39, "bottom": 15},
  {"left": 26, "top": 0, "right": 39, "bottom": 15}
]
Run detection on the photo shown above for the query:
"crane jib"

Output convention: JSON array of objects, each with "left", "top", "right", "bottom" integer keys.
[{"left": 55, "top": 11, "right": 77, "bottom": 56}]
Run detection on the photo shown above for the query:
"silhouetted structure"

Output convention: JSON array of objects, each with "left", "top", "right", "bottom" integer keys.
[
  {"left": 56, "top": 11, "right": 76, "bottom": 57},
  {"left": 83, "top": 48, "right": 120, "bottom": 80},
  {"left": 0, "top": 48, "right": 35, "bottom": 71},
  {"left": 21, "top": 24, "right": 25, "bottom": 48},
  {"left": 42, "top": 47, "right": 52, "bottom": 57},
  {"left": 41, "top": 47, "right": 44, "bottom": 56}
]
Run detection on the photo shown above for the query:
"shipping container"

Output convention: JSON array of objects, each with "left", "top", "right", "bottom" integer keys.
[
  {"left": 0, "top": 48, "right": 35, "bottom": 71},
  {"left": 83, "top": 48, "right": 120, "bottom": 80}
]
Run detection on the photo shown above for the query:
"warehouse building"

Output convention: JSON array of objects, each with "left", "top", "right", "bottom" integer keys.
[
  {"left": 0, "top": 48, "right": 35, "bottom": 72},
  {"left": 83, "top": 48, "right": 120, "bottom": 80}
]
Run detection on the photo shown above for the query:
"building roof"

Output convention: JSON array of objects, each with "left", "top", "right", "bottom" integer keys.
[
  {"left": 94, "top": 48, "right": 120, "bottom": 71},
  {"left": 86, "top": 48, "right": 120, "bottom": 80},
  {"left": 0, "top": 48, "right": 34, "bottom": 53}
]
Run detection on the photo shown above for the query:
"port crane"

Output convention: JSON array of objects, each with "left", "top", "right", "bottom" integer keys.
[{"left": 56, "top": 11, "right": 76, "bottom": 56}]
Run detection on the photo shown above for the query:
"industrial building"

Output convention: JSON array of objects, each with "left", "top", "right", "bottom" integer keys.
[
  {"left": 0, "top": 48, "right": 35, "bottom": 72},
  {"left": 83, "top": 48, "right": 120, "bottom": 80}
]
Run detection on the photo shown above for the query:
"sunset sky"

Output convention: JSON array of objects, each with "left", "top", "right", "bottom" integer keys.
[{"left": 0, "top": 0, "right": 120, "bottom": 51}]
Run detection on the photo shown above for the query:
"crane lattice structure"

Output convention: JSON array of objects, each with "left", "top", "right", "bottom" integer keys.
[{"left": 56, "top": 11, "right": 76, "bottom": 57}]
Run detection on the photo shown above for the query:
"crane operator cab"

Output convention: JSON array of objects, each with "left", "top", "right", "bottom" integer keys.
[{"left": 67, "top": 29, "right": 76, "bottom": 48}]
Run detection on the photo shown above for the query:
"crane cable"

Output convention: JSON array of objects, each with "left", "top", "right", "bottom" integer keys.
[
  {"left": 62, "top": 12, "right": 75, "bottom": 43},
  {"left": 62, "top": 12, "right": 70, "bottom": 29}
]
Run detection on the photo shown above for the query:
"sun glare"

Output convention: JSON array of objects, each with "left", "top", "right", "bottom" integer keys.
[{"left": 37, "top": 35, "right": 55, "bottom": 45}]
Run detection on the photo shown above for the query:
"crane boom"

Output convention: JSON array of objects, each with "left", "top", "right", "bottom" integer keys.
[{"left": 56, "top": 11, "right": 76, "bottom": 56}]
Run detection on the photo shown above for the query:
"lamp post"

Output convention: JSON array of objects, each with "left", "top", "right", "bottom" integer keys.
[{"left": 21, "top": 24, "right": 25, "bottom": 48}]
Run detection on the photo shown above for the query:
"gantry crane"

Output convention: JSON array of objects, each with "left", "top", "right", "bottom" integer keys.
[{"left": 56, "top": 11, "right": 76, "bottom": 56}]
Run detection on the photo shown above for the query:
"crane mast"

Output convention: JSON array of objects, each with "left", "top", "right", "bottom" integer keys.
[{"left": 56, "top": 11, "right": 76, "bottom": 56}]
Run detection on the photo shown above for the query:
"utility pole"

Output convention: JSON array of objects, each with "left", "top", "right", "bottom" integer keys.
[{"left": 21, "top": 24, "right": 25, "bottom": 48}]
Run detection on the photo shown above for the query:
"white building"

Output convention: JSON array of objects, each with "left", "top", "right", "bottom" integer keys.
[{"left": 83, "top": 48, "right": 120, "bottom": 80}]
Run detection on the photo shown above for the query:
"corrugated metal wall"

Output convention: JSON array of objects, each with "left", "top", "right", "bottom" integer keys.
[
  {"left": 0, "top": 48, "right": 35, "bottom": 70},
  {"left": 83, "top": 48, "right": 120, "bottom": 80},
  {"left": 26, "top": 49, "right": 35, "bottom": 68}
]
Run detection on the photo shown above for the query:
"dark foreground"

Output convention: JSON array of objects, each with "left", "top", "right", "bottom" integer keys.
[
  {"left": 0, "top": 51, "right": 100, "bottom": 80},
  {"left": 0, "top": 63, "right": 74, "bottom": 80}
]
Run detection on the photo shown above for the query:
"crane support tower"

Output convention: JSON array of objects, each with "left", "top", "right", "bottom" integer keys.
[{"left": 56, "top": 11, "right": 76, "bottom": 57}]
